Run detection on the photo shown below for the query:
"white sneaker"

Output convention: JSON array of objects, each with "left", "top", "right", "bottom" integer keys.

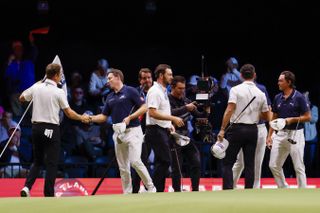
[
  {"left": 147, "top": 186, "right": 157, "bottom": 193},
  {"left": 20, "top": 187, "right": 30, "bottom": 197}
]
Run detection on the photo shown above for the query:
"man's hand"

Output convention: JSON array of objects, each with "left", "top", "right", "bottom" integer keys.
[
  {"left": 185, "top": 102, "right": 197, "bottom": 112},
  {"left": 266, "top": 136, "right": 272, "bottom": 149},
  {"left": 217, "top": 129, "right": 225, "bottom": 141},
  {"left": 81, "top": 113, "right": 90, "bottom": 124},
  {"left": 172, "top": 116, "right": 184, "bottom": 127},
  {"left": 123, "top": 116, "right": 131, "bottom": 126},
  {"left": 169, "top": 125, "right": 176, "bottom": 133}
]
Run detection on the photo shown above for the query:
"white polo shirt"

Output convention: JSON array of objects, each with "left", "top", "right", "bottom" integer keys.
[
  {"left": 22, "top": 79, "right": 69, "bottom": 125},
  {"left": 146, "top": 82, "right": 172, "bottom": 128},
  {"left": 229, "top": 81, "right": 269, "bottom": 124}
]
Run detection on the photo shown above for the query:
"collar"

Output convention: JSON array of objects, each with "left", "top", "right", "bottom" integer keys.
[
  {"left": 114, "top": 84, "right": 126, "bottom": 94},
  {"left": 281, "top": 89, "right": 296, "bottom": 100},
  {"left": 243, "top": 80, "right": 255, "bottom": 85},
  {"left": 154, "top": 82, "right": 167, "bottom": 93},
  {"left": 44, "top": 79, "right": 57, "bottom": 87}
]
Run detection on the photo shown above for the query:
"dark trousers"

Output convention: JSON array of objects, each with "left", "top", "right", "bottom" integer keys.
[
  {"left": 304, "top": 139, "right": 318, "bottom": 177},
  {"left": 223, "top": 124, "right": 257, "bottom": 189},
  {"left": 132, "top": 141, "right": 151, "bottom": 193},
  {"left": 25, "top": 123, "right": 60, "bottom": 197},
  {"left": 145, "top": 125, "right": 171, "bottom": 192},
  {"left": 170, "top": 140, "right": 201, "bottom": 192}
]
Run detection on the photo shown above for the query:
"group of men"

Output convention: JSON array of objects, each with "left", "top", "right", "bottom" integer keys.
[
  {"left": 217, "top": 63, "right": 310, "bottom": 190},
  {"left": 18, "top": 59, "right": 310, "bottom": 196}
]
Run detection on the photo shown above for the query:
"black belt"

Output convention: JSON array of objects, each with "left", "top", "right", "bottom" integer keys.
[
  {"left": 282, "top": 127, "right": 303, "bottom": 131},
  {"left": 32, "top": 122, "right": 59, "bottom": 126},
  {"left": 233, "top": 123, "right": 256, "bottom": 126},
  {"left": 146, "top": 125, "right": 170, "bottom": 131}
]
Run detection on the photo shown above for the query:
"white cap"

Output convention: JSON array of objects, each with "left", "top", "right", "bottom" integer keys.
[
  {"left": 269, "top": 118, "right": 286, "bottom": 131},
  {"left": 171, "top": 132, "right": 190, "bottom": 146},
  {"left": 211, "top": 138, "right": 229, "bottom": 159},
  {"left": 112, "top": 122, "right": 126, "bottom": 134}
]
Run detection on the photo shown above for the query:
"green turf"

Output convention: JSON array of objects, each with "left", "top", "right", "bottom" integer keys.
[{"left": 1, "top": 189, "right": 319, "bottom": 213}]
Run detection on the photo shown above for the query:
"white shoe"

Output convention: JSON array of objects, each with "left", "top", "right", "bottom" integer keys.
[
  {"left": 20, "top": 187, "right": 30, "bottom": 197},
  {"left": 147, "top": 186, "right": 157, "bottom": 193}
]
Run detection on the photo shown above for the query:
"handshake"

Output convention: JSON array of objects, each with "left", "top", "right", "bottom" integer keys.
[{"left": 80, "top": 111, "right": 94, "bottom": 124}]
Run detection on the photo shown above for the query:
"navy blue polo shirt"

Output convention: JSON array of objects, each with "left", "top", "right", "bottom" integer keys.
[
  {"left": 103, "top": 85, "right": 144, "bottom": 127},
  {"left": 272, "top": 89, "right": 309, "bottom": 130}
]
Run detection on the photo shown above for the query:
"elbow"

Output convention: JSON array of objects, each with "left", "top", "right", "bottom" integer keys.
[
  {"left": 141, "top": 104, "right": 148, "bottom": 114},
  {"left": 306, "top": 114, "right": 312, "bottom": 122},
  {"left": 19, "top": 95, "right": 25, "bottom": 103}
]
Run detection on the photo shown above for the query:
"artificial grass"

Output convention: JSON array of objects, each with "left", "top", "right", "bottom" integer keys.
[{"left": 1, "top": 189, "right": 319, "bottom": 213}]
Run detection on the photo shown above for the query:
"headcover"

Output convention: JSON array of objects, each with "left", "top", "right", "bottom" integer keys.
[
  {"left": 171, "top": 132, "right": 190, "bottom": 146},
  {"left": 211, "top": 138, "right": 229, "bottom": 159},
  {"left": 269, "top": 118, "right": 286, "bottom": 131},
  {"left": 112, "top": 122, "right": 126, "bottom": 134}
]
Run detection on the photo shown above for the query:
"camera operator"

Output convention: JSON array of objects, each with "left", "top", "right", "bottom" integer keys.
[
  {"left": 189, "top": 76, "right": 216, "bottom": 144},
  {"left": 168, "top": 76, "right": 209, "bottom": 192}
]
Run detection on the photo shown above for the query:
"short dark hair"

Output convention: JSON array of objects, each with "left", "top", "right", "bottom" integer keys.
[
  {"left": 154, "top": 64, "right": 171, "bottom": 79},
  {"left": 138, "top": 68, "right": 152, "bottom": 80},
  {"left": 240, "top": 64, "right": 255, "bottom": 79},
  {"left": 107, "top": 68, "right": 124, "bottom": 82},
  {"left": 280, "top": 70, "right": 296, "bottom": 88},
  {"left": 171, "top": 75, "right": 186, "bottom": 88},
  {"left": 46, "top": 63, "right": 61, "bottom": 79}
]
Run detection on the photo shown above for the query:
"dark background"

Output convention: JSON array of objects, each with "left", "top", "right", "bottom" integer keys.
[{"left": 0, "top": 0, "right": 319, "bottom": 103}]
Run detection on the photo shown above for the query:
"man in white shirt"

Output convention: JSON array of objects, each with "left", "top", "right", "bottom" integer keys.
[
  {"left": 19, "top": 63, "right": 88, "bottom": 197},
  {"left": 218, "top": 64, "right": 270, "bottom": 189},
  {"left": 144, "top": 64, "right": 184, "bottom": 192}
]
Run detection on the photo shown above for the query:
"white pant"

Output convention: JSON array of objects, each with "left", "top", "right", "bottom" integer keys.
[
  {"left": 269, "top": 128, "right": 306, "bottom": 188},
  {"left": 113, "top": 126, "right": 154, "bottom": 194},
  {"left": 233, "top": 123, "right": 267, "bottom": 188}
]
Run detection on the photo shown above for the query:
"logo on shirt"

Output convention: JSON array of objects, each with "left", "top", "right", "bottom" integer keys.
[
  {"left": 119, "top": 95, "right": 126, "bottom": 99},
  {"left": 44, "top": 129, "right": 53, "bottom": 139}
]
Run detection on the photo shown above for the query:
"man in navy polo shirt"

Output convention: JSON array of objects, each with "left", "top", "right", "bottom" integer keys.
[
  {"left": 88, "top": 68, "right": 156, "bottom": 194},
  {"left": 267, "top": 71, "right": 311, "bottom": 188}
]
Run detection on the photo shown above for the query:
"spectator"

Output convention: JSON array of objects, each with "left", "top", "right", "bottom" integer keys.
[
  {"left": 0, "top": 108, "right": 28, "bottom": 177},
  {"left": 303, "top": 91, "right": 318, "bottom": 177},
  {"left": 88, "top": 58, "right": 110, "bottom": 107},
  {"left": 220, "top": 57, "right": 242, "bottom": 97},
  {"left": 3, "top": 34, "right": 38, "bottom": 118},
  {"left": 75, "top": 110, "right": 105, "bottom": 161}
]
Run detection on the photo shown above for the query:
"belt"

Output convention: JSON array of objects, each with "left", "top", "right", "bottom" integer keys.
[
  {"left": 282, "top": 127, "right": 303, "bottom": 131},
  {"left": 146, "top": 125, "right": 170, "bottom": 131},
  {"left": 233, "top": 123, "right": 256, "bottom": 126},
  {"left": 32, "top": 122, "right": 59, "bottom": 126}
]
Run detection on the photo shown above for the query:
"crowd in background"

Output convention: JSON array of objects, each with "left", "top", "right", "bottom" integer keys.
[{"left": 0, "top": 37, "right": 319, "bottom": 183}]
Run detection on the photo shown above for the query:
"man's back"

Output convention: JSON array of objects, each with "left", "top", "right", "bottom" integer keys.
[
  {"left": 24, "top": 80, "right": 68, "bottom": 124},
  {"left": 229, "top": 81, "right": 268, "bottom": 124}
]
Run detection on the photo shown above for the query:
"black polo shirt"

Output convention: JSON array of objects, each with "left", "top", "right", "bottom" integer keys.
[
  {"left": 103, "top": 85, "right": 144, "bottom": 128},
  {"left": 272, "top": 89, "right": 309, "bottom": 130}
]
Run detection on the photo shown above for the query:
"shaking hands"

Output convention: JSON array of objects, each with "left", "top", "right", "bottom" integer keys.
[{"left": 81, "top": 113, "right": 92, "bottom": 124}]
